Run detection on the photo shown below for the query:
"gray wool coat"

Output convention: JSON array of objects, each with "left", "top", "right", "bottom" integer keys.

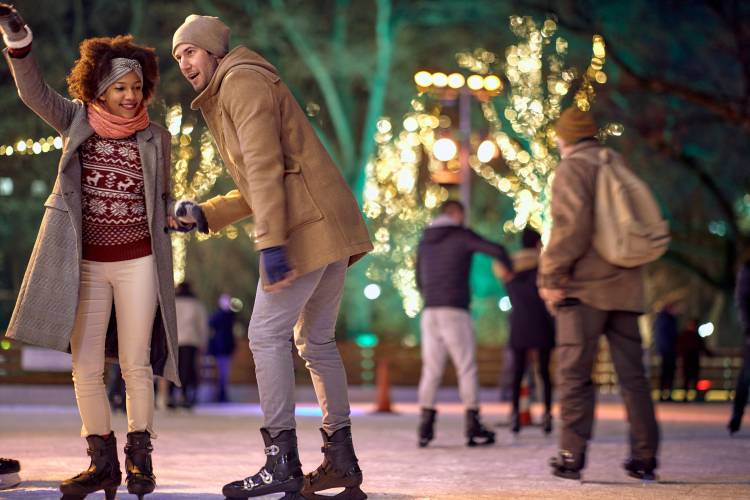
[{"left": 2, "top": 49, "right": 179, "bottom": 384}]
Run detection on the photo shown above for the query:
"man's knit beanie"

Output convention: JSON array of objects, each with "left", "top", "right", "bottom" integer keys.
[
  {"left": 172, "top": 15, "right": 230, "bottom": 57},
  {"left": 554, "top": 105, "right": 598, "bottom": 144}
]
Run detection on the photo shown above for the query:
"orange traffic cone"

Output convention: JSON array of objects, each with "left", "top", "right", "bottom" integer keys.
[{"left": 374, "top": 358, "right": 393, "bottom": 413}]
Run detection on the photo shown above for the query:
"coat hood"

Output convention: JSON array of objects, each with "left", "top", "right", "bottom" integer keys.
[
  {"left": 191, "top": 46, "right": 280, "bottom": 110},
  {"left": 422, "top": 214, "right": 462, "bottom": 244}
]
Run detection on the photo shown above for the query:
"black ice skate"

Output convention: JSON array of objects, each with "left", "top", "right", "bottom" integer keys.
[
  {"left": 59, "top": 433, "right": 121, "bottom": 500},
  {"left": 623, "top": 456, "right": 658, "bottom": 481},
  {"left": 0, "top": 458, "right": 21, "bottom": 490},
  {"left": 418, "top": 408, "right": 437, "bottom": 447},
  {"left": 465, "top": 409, "right": 495, "bottom": 446},
  {"left": 302, "top": 427, "right": 367, "bottom": 500},
  {"left": 124, "top": 431, "right": 156, "bottom": 499},
  {"left": 549, "top": 449, "right": 585, "bottom": 480},
  {"left": 222, "top": 428, "right": 304, "bottom": 499}
]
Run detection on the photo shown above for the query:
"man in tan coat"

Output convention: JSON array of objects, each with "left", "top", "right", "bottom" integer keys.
[
  {"left": 539, "top": 106, "right": 659, "bottom": 481},
  {"left": 171, "top": 15, "right": 371, "bottom": 500}
]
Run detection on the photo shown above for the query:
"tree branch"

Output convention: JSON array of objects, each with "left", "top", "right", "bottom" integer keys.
[
  {"left": 352, "top": 0, "right": 394, "bottom": 199},
  {"left": 270, "top": 0, "right": 355, "bottom": 174}
]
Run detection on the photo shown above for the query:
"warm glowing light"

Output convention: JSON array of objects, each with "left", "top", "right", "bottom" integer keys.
[
  {"left": 467, "top": 74, "right": 484, "bottom": 91},
  {"left": 448, "top": 73, "right": 465, "bottom": 89},
  {"left": 483, "top": 75, "right": 502, "bottom": 92},
  {"left": 477, "top": 140, "right": 497, "bottom": 163},
  {"left": 414, "top": 71, "right": 432, "bottom": 87},
  {"left": 433, "top": 138, "right": 458, "bottom": 161},
  {"left": 432, "top": 72, "right": 448, "bottom": 87}
]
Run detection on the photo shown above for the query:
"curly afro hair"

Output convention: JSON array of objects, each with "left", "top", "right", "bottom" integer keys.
[{"left": 67, "top": 34, "right": 159, "bottom": 104}]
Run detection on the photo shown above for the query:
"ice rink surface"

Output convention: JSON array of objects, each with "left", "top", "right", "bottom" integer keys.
[{"left": 1, "top": 386, "right": 749, "bottom": 499}]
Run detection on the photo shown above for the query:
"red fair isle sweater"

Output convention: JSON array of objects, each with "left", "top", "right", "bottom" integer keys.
[{"left": 80, "top": 134, "right": 152, "bottom": 261}]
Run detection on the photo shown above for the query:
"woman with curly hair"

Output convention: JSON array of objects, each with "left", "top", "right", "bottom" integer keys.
[{"left": 1, "top": 4, "right": 181, "bottom": 499}]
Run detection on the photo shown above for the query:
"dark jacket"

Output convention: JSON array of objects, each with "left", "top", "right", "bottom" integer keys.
[
  {"left": 653, "top": 309, "right": 679, "bottom": 356},
  {"left": 208, "top": 309, "right": 236, "bottom": 357},
  {"left": 494, "top": 249, "right": 555, "bottom": 350},
  {"left": 417, "top": 215, "right": 512, "bottom": 310},
  {"left": 737, "top": 261, "right": 750, "bottom": 338}
]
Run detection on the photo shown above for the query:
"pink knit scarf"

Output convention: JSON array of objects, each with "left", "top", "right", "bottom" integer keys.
[{"left": 87, "top": 103, "right": 150, "bottom": 139}]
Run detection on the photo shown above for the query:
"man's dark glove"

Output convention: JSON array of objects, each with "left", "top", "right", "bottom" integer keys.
[
  {"left": 261, "top": 246, "right": 292, "bottom": 284},
  {"left": 174, "top": 199, "right": 209, "bottom": 233},
  {"left": 0, "top": 4, "right": 32, "bottom": 47}
]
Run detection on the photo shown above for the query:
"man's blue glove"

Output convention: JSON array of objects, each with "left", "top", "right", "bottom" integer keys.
[
  {"left": 174, "top": 199, "right": 209, "bottom": 233},
  {"left": 261, "top": 246, "right": 292, "bottom": 284}
]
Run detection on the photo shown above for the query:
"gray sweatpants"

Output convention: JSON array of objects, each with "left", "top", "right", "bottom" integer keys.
[
  {"left": 418, "top": 307, "right": 479, "bottom": 409},
  {"left": 248, "top": 259, "right": 351, "bottom": 436}
]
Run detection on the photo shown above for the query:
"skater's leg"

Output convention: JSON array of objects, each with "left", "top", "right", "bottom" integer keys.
[
  {"left": 555, "top": 303, "right": 606, "bottom": 458},
  {"left": 511, "top": 348, "right": 528, "bottom": 413},
  {"left": 249, "top": 265, "right": 326, "bottom": 435},
  {"left": 293, "top": 259, "right": 351, "bottom": 434},
  {"left": 441, "top": 308, "right": 479, "bottom": 410},
  {"left": 538, "top": 347, "right": 553, "bottom": 413},
  {"left": 112, "top": 256, "right": 158, "bottom": 438},
  {"left": 606, "top": 312, "right": 659, "bottom": 472},
  {"left": 729, "top": 344, "right": 750, "bottom": 432},
  {"left": 70, "top": 259, "right": 114, "bottom": 437},
  {"left": 417, "top": 308, "right": 449, "bottom": 409}
]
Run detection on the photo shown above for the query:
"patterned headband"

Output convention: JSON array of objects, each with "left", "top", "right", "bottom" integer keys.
[{"left": 95, "top": 58, "right": 144, "bottom": 98}]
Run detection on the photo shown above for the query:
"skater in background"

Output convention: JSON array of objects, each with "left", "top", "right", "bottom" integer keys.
[
  {"left": 0, "top": 5, "right": 179, "bottom": 498},
  {"left": 493, "top": 227, "right": 555, "bottom": 435},
  {"left": 169, "top": 281, "right": 209, "bottom": 409},
  {"left": 208, "top": 293, "right": 237, "bottom": 403},
  {"left": 677, "top": 318, "right": 712, "bottom": 400},
  {"left": 729, "top": 259, "right": 750, "bottom": 434},
  {"left": 171, "top": 14, "right": 373, "bottom": 500},
  {"left": 415, "top": 199, "right": 512, "bottom": 448},
  {"left": 540, "top": 105, "right": 659, "bottom": 481},
  {"left": 0, "top": 458, "right": 21, "bottom": 490},
  {"left": 653, "top": 304, "right": 679, "bottom": 401}
]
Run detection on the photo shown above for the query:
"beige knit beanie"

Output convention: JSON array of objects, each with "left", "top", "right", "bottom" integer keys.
[
  {"left": 172, "top": 14, "right": 230, "bottom": 57},
  {"left": 554, "top": 106, "right": 598, "bottom": 144}
]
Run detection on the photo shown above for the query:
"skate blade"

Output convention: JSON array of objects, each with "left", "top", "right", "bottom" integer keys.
[
  {"left": 0, "top": 472, "right": 21, "bottom": 490},
  {"left": 552, "top": 469, "right": 582, "bottom": 481},
  {"left": 626, "top": 471, "right": 658, "bottom": 483},
  {"left": 466, "top": 437, "right": 495, "bottom": 447},
  {"left": 302, "top": 486, "right": 367, "bottom": 500}
]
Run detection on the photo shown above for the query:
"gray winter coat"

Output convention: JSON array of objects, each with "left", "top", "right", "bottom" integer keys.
[{"left": 2, "top": 49, "right": 179, "bottom": 384}]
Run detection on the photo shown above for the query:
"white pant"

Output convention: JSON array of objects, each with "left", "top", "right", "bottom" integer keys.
[
  {"left": 417, "top": 307, "right": 479, "bottom": 409},
  {"left": 70, "top": 256, "right": 157, "bottom": 437}
]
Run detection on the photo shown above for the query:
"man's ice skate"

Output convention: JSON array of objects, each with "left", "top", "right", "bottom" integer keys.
[
  {"left": 623, "top": 456, "right": 658, "bottom": 482},
  {"left": 465, "top": 409, "right": 495, "bottom": 447},
  {"left": 418, "top": 408, "right": 437, "bottom": 448},
  {"left": 222, "top": 429, "right": 304, "bottom": 499},
  {"left": 302, "top": 427, "right": 366, "bottom": 500},
  {"left": 59, "top": 433, "right": 121, "bottom": 500},
  {"left": 0, "top": 458, "right": 21, "bottom": 490},
  {"left": 549, "top": 450, "right": 585, "bottom": 481}
]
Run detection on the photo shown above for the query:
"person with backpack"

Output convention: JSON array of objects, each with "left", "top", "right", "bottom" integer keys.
[
  {"left": 729, "top": 259, "right": 750, "bottom": 434},
  {"left": 540, "top": 105, "right": 661, "bottom": 481}
]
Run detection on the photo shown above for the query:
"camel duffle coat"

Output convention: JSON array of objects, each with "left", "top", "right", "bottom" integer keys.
[{"left": 2, "top": 49, "right": 179, "bottom": 384}]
